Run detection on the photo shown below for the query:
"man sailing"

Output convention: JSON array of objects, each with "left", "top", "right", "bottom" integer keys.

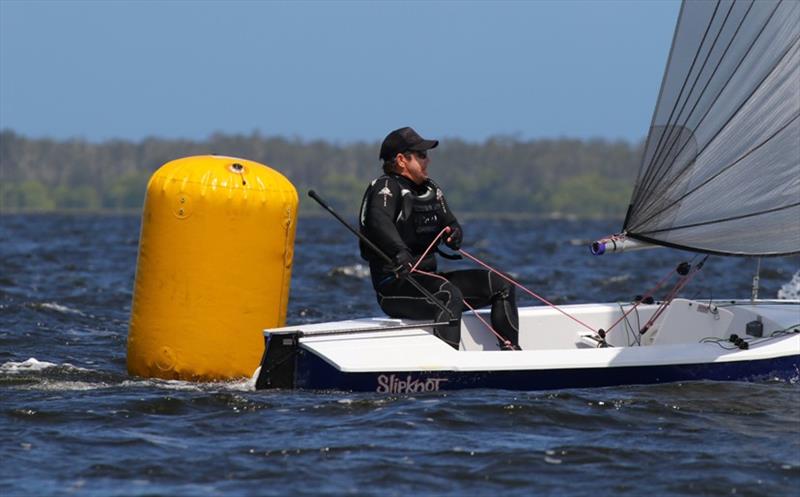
[{"left": 359, "top": 127, "right": 521, "bottom": 350}]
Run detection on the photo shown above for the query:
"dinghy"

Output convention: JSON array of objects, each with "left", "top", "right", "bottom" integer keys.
[{"left": 255, "top": 0, "right": 800, "bottom": 392}]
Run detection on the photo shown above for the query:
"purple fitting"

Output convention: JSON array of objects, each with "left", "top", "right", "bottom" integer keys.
[{"left": 591, "top": 241, "right": 606, "bottom": 256}]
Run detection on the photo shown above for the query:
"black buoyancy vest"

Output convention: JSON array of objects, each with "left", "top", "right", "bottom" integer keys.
[{"left": 359, "top": 175, "right": 450, "bottom": 266}]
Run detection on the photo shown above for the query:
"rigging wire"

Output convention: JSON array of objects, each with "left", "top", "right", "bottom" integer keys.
[
  {"left": 617, "top": 301, "right": 640, "bottom": 346},
  {"left": 603, "top": 263, "right": 679, "bottom": 337},
  {"left": 639, "top": 255, "right": 709, "bottom": 335}
]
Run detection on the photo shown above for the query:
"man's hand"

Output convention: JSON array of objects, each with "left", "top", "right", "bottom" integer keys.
[
  {"left": 393, "top": 250, "right": 414, "bottom": 279},
  {"left": 445, "top": 224, "right": 463, "bottom": 250}
]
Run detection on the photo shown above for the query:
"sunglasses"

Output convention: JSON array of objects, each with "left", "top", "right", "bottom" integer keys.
[{"left": 405, "top": 150, "right": 428, "bottom": 159}]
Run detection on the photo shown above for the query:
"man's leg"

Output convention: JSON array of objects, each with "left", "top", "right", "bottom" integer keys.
[
  {"left": 376, "top": 274, "right": 463, "bottom": 349},
  {"left": 444, "top": 269, "right": 520, "bottom": 349}
]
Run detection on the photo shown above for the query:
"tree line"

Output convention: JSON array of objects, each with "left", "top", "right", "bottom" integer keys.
[{"left": 0, "top": 129, "right": 643, "bottom": 218}]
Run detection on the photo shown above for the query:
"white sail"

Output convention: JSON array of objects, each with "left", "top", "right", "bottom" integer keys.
[{"left": 624, "top": 0, "right": 800, "bottom": 256}]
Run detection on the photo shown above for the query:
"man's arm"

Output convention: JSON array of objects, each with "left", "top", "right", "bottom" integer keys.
[
  {"left": 363, "top": 177, "right": 409, "bottom": 258},
  {"left": 432, "top": 181, "right": 461, "bottom": 249}
]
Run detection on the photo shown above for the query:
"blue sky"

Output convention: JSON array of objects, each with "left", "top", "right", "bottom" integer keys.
[{"left": 0, "top": 0, "right": 680, "bottom": 144}]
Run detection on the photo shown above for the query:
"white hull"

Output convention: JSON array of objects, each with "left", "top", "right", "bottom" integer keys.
[{"left": 255, "top": 299, "right": 800, "bottom": 392}]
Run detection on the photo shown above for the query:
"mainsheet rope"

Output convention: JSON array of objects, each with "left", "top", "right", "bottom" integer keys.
[
  {"left": 413, "top": 267, "right": 512, "bottom": 348},
  {"left": 408, "top": 227, "right": 513, "bottom": 347},
  {"left": 457, "top": 248, "right": 598, "bottom": 334},
  {"left": 409, "top": 227, "right": 708, "bottom": 343},
  {"left": 409, "top": 227, "right": 599, "bottom": 339}
]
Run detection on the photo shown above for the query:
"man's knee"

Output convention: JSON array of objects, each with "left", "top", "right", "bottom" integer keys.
[
  {"left": 489, "top": 272, "right": 515, "bottom": 300},
  {"left": 436, "top": 281, "right": 463, "bottom": 307}
]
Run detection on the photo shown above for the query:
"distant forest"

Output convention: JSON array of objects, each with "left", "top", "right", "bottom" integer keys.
[{"left": 0, "top": 129, "right": 643, "bottom": 218}]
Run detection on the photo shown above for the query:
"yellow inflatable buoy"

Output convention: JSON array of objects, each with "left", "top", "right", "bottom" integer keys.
[{"left": 127, "top": 155, "right": 298, "bottom": 381}]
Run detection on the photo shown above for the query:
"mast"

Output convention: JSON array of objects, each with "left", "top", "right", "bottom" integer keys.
[{"left": 751, "top": 257, "right": 761, "bottom": 302}]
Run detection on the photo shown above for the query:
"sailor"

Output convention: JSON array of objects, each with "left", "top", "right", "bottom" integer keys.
[{"left": 359, "top": 126, "right": 520, "bottom": 350}]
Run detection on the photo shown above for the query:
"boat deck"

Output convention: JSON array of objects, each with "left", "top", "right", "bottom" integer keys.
[{"left": 264, "top": 299, "right": 800, "bottom": 373}]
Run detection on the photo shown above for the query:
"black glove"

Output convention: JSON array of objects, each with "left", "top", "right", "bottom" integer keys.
[
  {"left": 445, "top": 224, "right": 463, "bottom": 250},
  {"left": 393, "top": 250, "right": 414, "bottom": 279}
]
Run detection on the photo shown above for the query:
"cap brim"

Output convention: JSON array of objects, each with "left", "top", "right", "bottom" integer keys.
[{"left": 408, "top": 139, "right": 439, "bottom": 151}]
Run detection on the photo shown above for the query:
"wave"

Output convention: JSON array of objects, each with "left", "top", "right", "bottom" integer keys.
[
  {"left": 26, "top": 380, "right": 115, "bottom": 391},
  {"left": 328, "top": 263, "right": 370, "bottom": 279},
  {"left": 1, "top": 357, "right": 257, "bottom": 392},
  {"left": 119, "top": 376, "right": 256, "bottom": 392},
  {"left": 778, "top": 270, "right": 800, "bottom": 300},
  {"left": 28, "top": 302, "right": 85, "bottom": 315},
  {"left": 0, "top": 357, "right": 88, "bottom": 373}
]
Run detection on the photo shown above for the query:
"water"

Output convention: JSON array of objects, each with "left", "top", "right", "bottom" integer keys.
[{"left": 1, "top": 214, "right": 799, "bottom": 497}]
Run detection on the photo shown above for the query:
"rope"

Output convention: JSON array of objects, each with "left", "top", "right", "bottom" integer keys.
[
  {"left": 410, "top": 227, "right": 449, "bottom": 273},
  {"left": 458, "top": 248, "right": 598, "bottom": 334},
  {"left": 405, "top": 225, "right": 711, "bottom": 345},
  {"left": 407, "top": 227, "right": 512, "bottom": 347},
  {"left": 404, "top": 224, "right": 716, "bottom": 347},
  {"left": 413, "top": 268, "right": 512, "bottom": 348}
]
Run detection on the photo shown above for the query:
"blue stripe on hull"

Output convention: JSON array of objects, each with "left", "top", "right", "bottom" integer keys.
[{"left": 294, "top": 351, "right": 800, "bottom": 393}]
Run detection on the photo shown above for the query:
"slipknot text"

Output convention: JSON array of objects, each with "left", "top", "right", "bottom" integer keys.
[{"left": 376, "top": 374, "right": 448, "bottom": 394}]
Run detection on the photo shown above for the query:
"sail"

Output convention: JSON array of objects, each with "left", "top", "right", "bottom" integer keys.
[{"left": 624, "top": 0, "right": 800, "bottom": 256}]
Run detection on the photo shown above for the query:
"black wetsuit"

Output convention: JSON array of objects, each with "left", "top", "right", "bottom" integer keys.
[{"left": 359, "top": 173, "right": 519, "bottom": 350}]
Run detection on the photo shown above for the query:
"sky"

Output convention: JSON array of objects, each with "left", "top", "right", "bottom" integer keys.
[{"left": 0, "top": 0, "right": 680, "bottom": 144}]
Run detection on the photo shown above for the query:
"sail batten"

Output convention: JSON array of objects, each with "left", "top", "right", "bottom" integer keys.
[
  {"left": 636, "top": 111, "right": 799, "bottom": 229},
  {"left": 639, "top": 202, "right": 800, "bottom": 235},
  {"left": 624, "top": 0, "right": 800, "bottom": 257}
]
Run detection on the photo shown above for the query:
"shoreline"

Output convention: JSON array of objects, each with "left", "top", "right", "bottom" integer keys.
[{"left": 0, "top": 209, "right": 622, "bottom": 221}]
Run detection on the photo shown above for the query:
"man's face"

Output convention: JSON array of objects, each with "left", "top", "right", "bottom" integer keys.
[{"left": 397, "top": 150, "right": 429, "bottom": 185}]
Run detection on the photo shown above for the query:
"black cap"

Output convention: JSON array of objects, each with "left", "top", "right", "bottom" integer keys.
[{"left": 379, "top": 127, "right": 439, "bottom": 161}]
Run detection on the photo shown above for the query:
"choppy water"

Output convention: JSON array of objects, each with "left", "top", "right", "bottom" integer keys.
[{"left": 1, "top": 214, "right": 799, "bottom": 497}]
